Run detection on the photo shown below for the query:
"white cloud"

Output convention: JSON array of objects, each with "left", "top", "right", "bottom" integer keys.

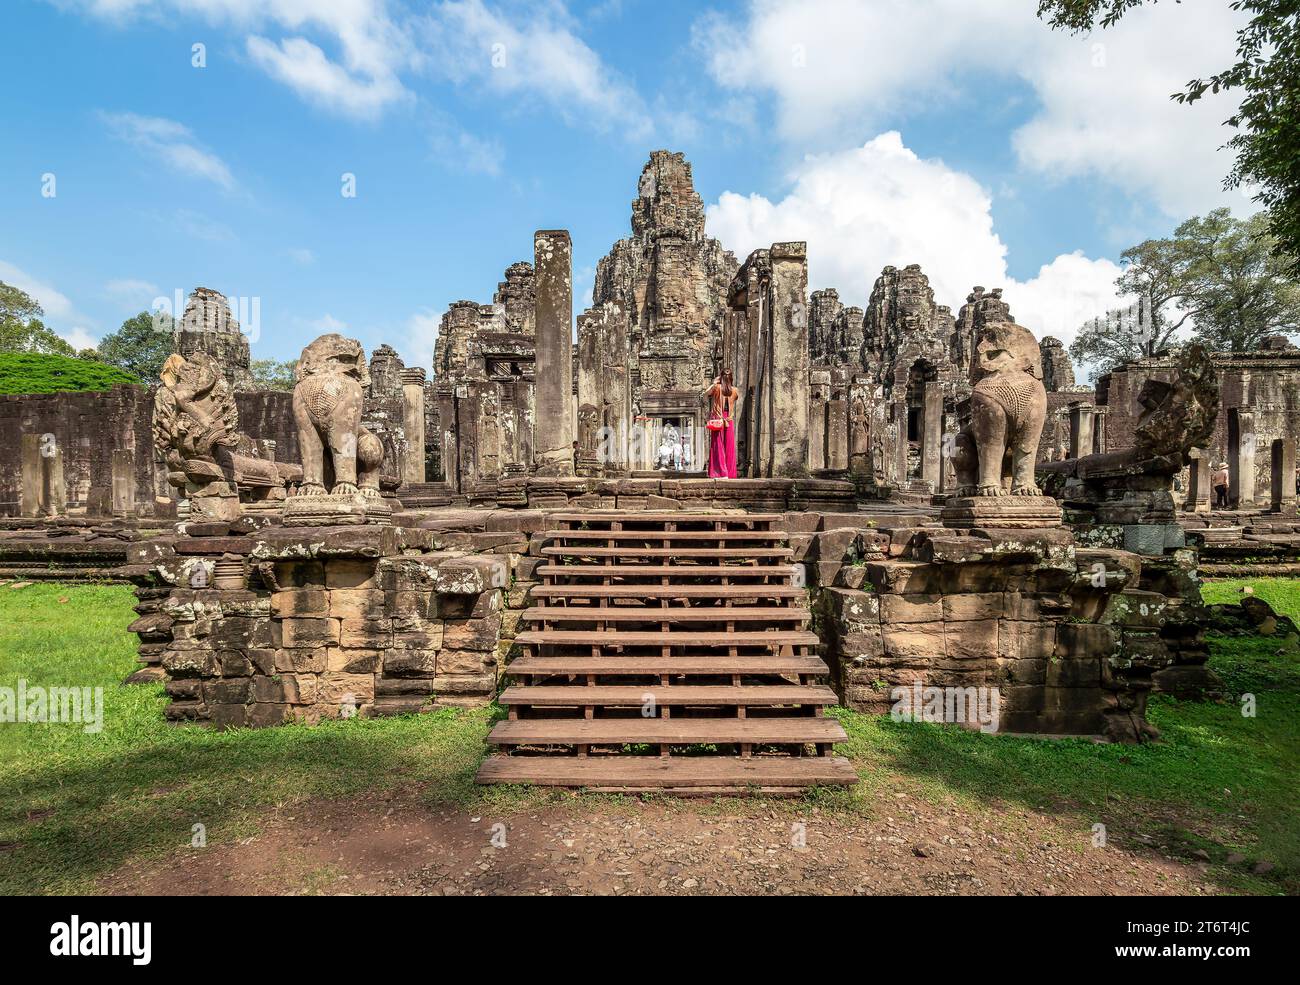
[
  {"left": 428, "top": 114, "right": 505, "bottom": 176},
  {"left": 312, "top": 314, "right": 347, "bottom": 333},
  {"left": 0, "top": 260, "right": 78, "bottom": 323},
  {"left": 402, "top": 308, "right": 442, "bottom": 371},
  {"left": 417, "top": 0, "right": 653, "bottom": 139},
  {"left": 696, "top": 0, "right": 1248, "bottom": 217},
  {"left": 63, "top": 327, "right": 100, "bottom": 351},
  {"left": 0, "top": 260, "right": 99, "bottom": 347},
  {"left": 66, "top": 0, "right": 412, "bottom": 120},
  {"left": 67, "top": 1, "right": 648, "bottom": 135},
  {"left": 104, "top": 278, "right": 160, "bottom": 303},
  {"left": 246, "top": 34, "right": 408, "bottom": 119},
  {"left": 100, "top": 111, "right": 236, "bottom": 190},
  {"left": 704, "top": 134, "right": 1123, "bottom": 352},
  {"left": 1010, "top": 3, "right": 1248, "bottom": 218}
]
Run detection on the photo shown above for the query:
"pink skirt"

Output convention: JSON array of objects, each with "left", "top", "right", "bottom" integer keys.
[{"left": 709, "top": 419, "right": 737, "bottom": 479}]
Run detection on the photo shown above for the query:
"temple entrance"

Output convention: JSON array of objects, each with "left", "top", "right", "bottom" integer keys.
[
  {"left": 903, "top": 359, "right": 941, "bottom": 490},
  {"left": 631, "top": 392, "right": 706, "bottom": 475}
]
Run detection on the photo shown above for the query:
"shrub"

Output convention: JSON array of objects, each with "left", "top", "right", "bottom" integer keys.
[{"left": 0, "top": 351, "right": 142, "bottom": 394}]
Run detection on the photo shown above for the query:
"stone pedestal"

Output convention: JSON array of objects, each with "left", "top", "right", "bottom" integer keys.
[
  {"left": 283, "top": 493, "right": 393, "bottom": 527},
  {"left": 940, "top": 496, "right": 1064, "bottom": 530}
]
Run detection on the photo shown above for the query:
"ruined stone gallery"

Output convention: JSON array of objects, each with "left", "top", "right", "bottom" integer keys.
[{"left": 4, "top": 151, "right": 1297, "bottom": 794}]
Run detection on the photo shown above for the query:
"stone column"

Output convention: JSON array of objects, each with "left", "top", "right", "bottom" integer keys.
[
  {"left": 1068, "top": 403, "right": 1095, "bottom": 459},
  {"left": 808, "top": 369, "right": 830, "bottom": 471},
  {"left": 1228, "top": 408, "right": 1256, "bottom": 508},
  {"left": 111, "top": 448, "right": 136, "bottom": 516},
  {"left": 921, "top": 381, "right": 943, "bottom": 490},
  {"left": 1188, "top": 448, "right": 1212, "bottom": 513},
  {"left": 20, "top": 433, "right": 65, "bottom": 517},
  {"left": 532, "top": 229, "right": 574, "bottom": 474},
  {"left": 400, "top": 367, "right": 427, "bottom": 485},
  {"left": 436, "top": 385, "right": 460, "bottom": 492},
  {"left": 1271, "top": 438, "right": 1297, "bottom": 514},
  {"left": 20, "top": 433, "right": 43, "bottom": 518},
  {"left": 768, "top": 243, "right": 810, "bottom": 477},
  {"left": 893, "top": 400, "right": 908, "bottom": 485},
  {"left": 826, "top": 397, "right": 848, "bottom": 471}
]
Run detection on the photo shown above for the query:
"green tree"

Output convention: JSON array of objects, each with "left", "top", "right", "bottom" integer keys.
[
  {"left": 1037, "top": 0, "right": 1300, "bottom": 274},
  {"left": 96, "top": 310, "right": 176, "bottom": 383},
  {"left": 1178, "top": 209, "right": 1300, "bottom": 350},
  {"left": 1069, "top": 300, "right": 1159, "bottom": 378},
  {"left": 1072, "top": 207, "right": 1300, "bottom": 375},
  {"left": 0, "top": 280, "right": 75, "bottom": 356},
  {"left": 249, "top": 357, "right": 297, "bottom": 391}
]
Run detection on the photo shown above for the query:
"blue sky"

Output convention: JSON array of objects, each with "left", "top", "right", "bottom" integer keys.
[{"left": 0, "top": 0, "right": 1249, "bottom": 370}]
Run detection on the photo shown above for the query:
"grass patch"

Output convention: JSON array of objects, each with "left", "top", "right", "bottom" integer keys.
[
  {"left": 0, "top": 583, "right": 510, "bottom": 894},
  {"left": 0, "top": 579, "right": 1295, "bottom": 895}
]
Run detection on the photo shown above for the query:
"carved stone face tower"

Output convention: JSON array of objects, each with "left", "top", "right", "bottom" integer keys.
[
  {"left": 587, "top": 151, "right": 738, "bottom": 472},
  {"left": 175, "top": 287, "right": 253, "bottom": 390}
]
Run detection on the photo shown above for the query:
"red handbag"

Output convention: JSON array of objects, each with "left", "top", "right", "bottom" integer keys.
[{"left": 707, "top": 417, "right": 725, "bottom": 431}]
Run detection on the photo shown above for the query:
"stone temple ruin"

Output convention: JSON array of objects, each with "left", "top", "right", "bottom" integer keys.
[{"left": 2, "top": 150, "right": 1298, "bottom": 794}]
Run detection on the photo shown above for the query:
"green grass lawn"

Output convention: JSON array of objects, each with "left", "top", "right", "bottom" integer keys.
[{"left": 0, "top": 579, "right": 1296, "bottom": 895}]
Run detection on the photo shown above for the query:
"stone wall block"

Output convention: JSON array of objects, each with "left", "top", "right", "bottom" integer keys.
[
  {"left": 382, "top": 648, "right": 439, "bottom": 676},
  {"left": 327, "top": 647, "right": 382, "bottom": 674},
  {"left": 325, "top": 559, "right": 380, "bottom": 590},
  {"left": 338, "top": 616, "right": 394, "bottom": 649},
  {"left": 273, "top": 648, "right": 327, "bottom": 674},
  {"left": 442, "top": 612, "right": 502, "bottom": 651},
  {"left": 277, "top": 617, "right": 341, "bottom": 648},
  {"left": 271, "top": 589, "right": 329, "bottom": 617}
]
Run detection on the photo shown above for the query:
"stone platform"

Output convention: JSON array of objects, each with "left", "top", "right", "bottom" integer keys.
[
  {"left": 940, "top": 495, "right": 1064, "bottom": 529},
  {"left": 400, "top": 475, "right": 860, "bottom": 513}
]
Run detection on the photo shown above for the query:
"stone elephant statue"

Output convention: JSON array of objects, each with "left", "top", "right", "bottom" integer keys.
[
  {"left": 291, "top": 333, "right": 384, "bottom": 498},
  {"left": 951, "top": 321, "right": 1047, "bottom": 497}
]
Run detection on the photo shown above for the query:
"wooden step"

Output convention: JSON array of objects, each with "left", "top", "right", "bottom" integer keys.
[
  {"left": 543, "top": 529, "right": 788, "bottom": 542},
  {"left": 506, "top": 655, "right": 828, "bottom": 676},
  {"left": 474, "top": 755, "right": 858, "bottom": 792},
  {"left": 549, "top": 512, "right": 783, "bottom": 523},
  {"left": 498, "top": 684, "right": 837, "bottom": 707},
  {"left": 537, "top": 564, "right": 798, "bottom": 579},
  {"left": 520, "top": 606, "right": 808, "bottom": 623},
  {"left": 542, "top": 546, "right": 792, "bottom": 559},
  {"left": 530, "top": 584, "right": 806, "bottom": 600},
  {"left": 487, "top": 717, "right": 847, "bottom": 746},
  {"left": 515, "top": 630, "right": 819, "bottom": 648}
]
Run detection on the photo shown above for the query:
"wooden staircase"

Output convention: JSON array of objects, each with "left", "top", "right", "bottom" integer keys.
[{"left": 475, "top": 512, "right": 857, "bottom": 795}]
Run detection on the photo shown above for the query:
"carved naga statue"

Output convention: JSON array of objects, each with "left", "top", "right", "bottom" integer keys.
[
  {"left": 951, "top": 321, "right": 1048, "bottom": 497},
  {"left": 154, "top": 353, "right": 303, "bottom": 523}
]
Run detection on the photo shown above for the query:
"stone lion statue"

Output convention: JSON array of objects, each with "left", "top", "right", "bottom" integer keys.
[
  {"left": 952, "top": 321, "right": 1047, "bottom": 497},
  {"left": 291, "top": 334, "right": 384, "bottom": 498}
]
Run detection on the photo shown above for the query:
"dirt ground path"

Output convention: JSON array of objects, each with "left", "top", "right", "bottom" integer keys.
[{"left": 99, "top": 785, "right": 1220, "bottom": 896}]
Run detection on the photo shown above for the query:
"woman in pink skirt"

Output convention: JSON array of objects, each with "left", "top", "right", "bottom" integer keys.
[{"left": 704, "top": 370, "right": 739, "bottom": 478}]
